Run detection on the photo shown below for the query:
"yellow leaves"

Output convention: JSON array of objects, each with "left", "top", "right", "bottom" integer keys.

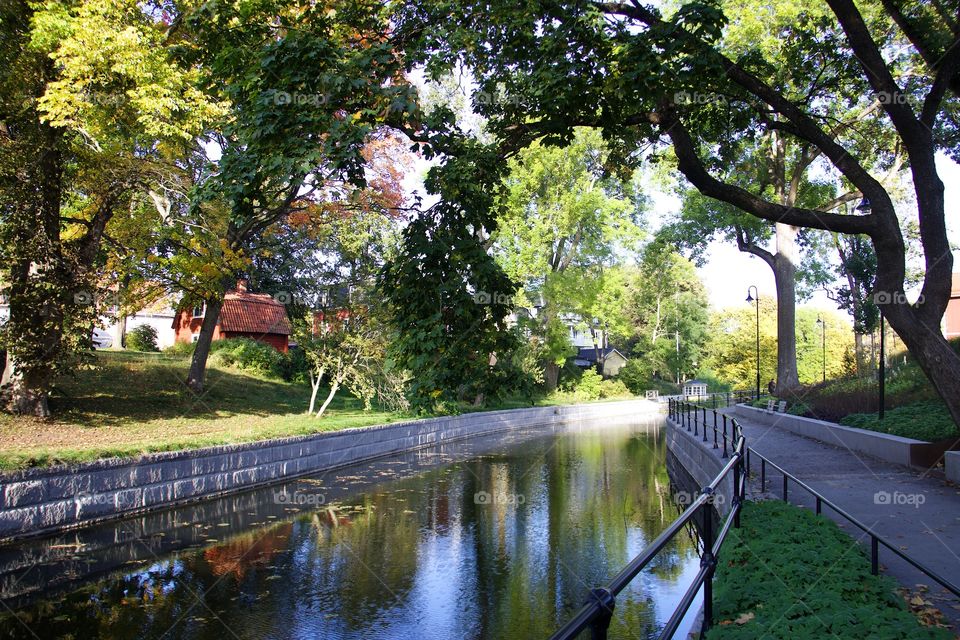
[{"left": 34, "top": 0, "right": 224, "bottom": 149}]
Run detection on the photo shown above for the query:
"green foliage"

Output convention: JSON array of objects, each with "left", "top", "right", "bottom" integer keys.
[
  {"left": 208, "top": 338, "right": 288, "bottom": 380},
  {"left": 162, "top": 341, "right": 196, "bottom": 357},
  {"left": 573, "top": 369, "right": 603, "bottom": 402},
  {"left": 705, "top": 304, "right": 853, "bottom": 389},
  {"left": 707, "top": 501, "right": 952, "bottom": 640},
  {"left": 622, "top": 243, "right": 709, "bottom": 383},
  {"left": 840, "top": 402, "right": 959, "bottom": 443},
  {"left": 598, "top": 378, "right": 631, "bottom": 399},
  {"left": 492, "top": 127, "right": 645, "bottom": 371},
  {"left": 380, "top": 202, "right": 519, "bottom": 413},
  {"left": 124, "top": 325, "right": 159, "bottom": 352}
]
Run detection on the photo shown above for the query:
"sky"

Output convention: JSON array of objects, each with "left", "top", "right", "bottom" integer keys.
[{"left": 656, "top": 153, "right": 960, "bottom": 315}]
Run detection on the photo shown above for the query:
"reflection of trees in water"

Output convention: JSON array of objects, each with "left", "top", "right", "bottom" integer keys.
[
  {"left": 305, "top": 490, "right": 422, "bottom": 630},
  {"left": 1, "top": 424, "right": 698, "bottom": 640}
]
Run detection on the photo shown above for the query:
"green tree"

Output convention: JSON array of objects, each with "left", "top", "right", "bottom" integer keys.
[
  {"left": 622, "top": 243, "right": 709, "bottom": 384},
  {"left": 492, "top": 127, "right": 645, "bottom": 387},
  {"left": 705, "top": 303, "right": 853, "bottom": 389},
  {"left": 397, "top": 0, "right": 960, "bottom": 427},
  {"left": 177, "top": 0, "right": 417, "bottom": 393},
  {"left": 0, "top": 0, "right": 215, "bottom": 415}
]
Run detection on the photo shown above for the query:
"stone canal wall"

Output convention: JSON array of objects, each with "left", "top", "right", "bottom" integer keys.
[
  {"left": 0, "top": 400, "right": 659, "bottom": 542},
  {"left": 664, "top": 413, "right": 735, "bottom": 515}
]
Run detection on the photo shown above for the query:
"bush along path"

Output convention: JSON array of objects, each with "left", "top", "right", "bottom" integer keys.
[
  {"left": 705, "top": 501, "right": 954, "bottom": 640},
  {"left": 725, "top": 408, "right": 960, "bottom": 631}
]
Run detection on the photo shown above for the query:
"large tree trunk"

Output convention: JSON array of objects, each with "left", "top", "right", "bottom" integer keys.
[
  {"left": 186, "top": 297, "right": 223, "bottom": 393},
  {"left": 1, "top": 357, "right": 51, "bottom": 417},
  {"left": 772, "top": 223, "right": 801, "bottom": 393},
  {"left": 543, "top": 361, "right": 560, "bottom": 390}
]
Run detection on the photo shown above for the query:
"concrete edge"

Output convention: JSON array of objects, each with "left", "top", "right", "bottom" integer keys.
[
  {"left": 730, "top": 404, "right": 924, "bottom": 468},
  {"left": 0, "top": 399, "right": 662, "bottom": 543},
  {"left": 946, "top": 451, "right": 960, "bottom": 484},
  {"left": 663, "top": 416, "right": 734, "bottom": 516}
]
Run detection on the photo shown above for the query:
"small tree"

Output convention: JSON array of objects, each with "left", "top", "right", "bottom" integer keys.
[
  {"left": 300, "top": 309, "right": 382, "bottom": 418},
  {"left": 125, "top": 325, "right": 159, "bottom": 352}
]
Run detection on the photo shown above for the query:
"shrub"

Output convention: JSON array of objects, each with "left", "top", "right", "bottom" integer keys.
[
  {"left": 599, "top": 378, "right": 631, "bottom": 399},
  {"left": 208, "top": 338, "right": 286, "bottom": 379},
  {"left": 125, "top": 325, "right": 159, "bottom": 352},
  {"left": 707, "top": 501, "right": 952, "bottom": 640},
  {"left": 616, "top": 360, "right": 681, "bottom": 396},
  {"left": 840, "top": 400, "right": 959, "bottom": 442},
  {"left": 163, "top": 341, "right": 196, "bottom": 356},
  {"left": 573, "top": 369, "right": 603, "bottom": 401}
]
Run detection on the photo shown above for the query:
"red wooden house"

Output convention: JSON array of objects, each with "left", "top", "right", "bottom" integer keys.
[{"left": 172, "top": 281, "right": 292, "bottom": 352}]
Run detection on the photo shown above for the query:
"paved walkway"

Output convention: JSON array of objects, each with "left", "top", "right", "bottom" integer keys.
[{"left": 718, "top": 409, "right": 960, "bottom": 633}]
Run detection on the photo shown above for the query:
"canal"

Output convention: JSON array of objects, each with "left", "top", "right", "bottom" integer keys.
[{"left": 0, "top": 417, "right": 703, "bottom": 639}]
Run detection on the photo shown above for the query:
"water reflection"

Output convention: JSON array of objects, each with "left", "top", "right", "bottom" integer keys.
[{"left": 0, "top": 418, "right": 701, "bottom": 639}]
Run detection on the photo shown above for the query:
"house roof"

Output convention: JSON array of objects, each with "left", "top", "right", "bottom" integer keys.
[
  {"left": 683, "top": 380, "right": 708, "bottom": 386},
  {"left": 219, "top": 291, "right": 291, "bottom": 336},
  {"left": 576, "top": 347, "right": 627, "bottom": 362}
]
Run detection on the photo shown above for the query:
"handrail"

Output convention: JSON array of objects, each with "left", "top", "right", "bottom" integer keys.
[
  {"left": 548, "top": 394, "right": 960, "bottom": 639},
  {"left": 546, "top": 399, "right": 747, "bottom": 640},
  {"left": 751, "top": 448, "right": 960, "bottom": 599}
]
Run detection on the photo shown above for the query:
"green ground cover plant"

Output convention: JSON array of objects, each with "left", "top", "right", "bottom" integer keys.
[{"left": 706, "top": 501, "right": 953, "bottom": 640}]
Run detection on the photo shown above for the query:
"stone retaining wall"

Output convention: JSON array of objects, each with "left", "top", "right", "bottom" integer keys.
[
  {"left": 0, "top": 400, "right": 658, "bottom": 543},
  {"left": 947, "top": 451, "right": 960, "bottom": 484},
  {"left": 664, "top": 415, "right": 735, "bottom": 515},
  {"left": 730, "top": 404, "right": 925, "bottom": 468}
]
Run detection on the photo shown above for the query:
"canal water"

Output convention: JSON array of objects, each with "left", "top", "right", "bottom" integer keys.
[{"left": 0, "top": 417, "right": 703, "bottom": 639}]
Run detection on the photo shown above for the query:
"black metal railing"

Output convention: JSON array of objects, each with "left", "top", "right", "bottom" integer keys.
[
  {"left": 659, "top": 390, "right": 759, "bottom": 410},
  {"left": 547, "top": 401, "right": 746, "bottom": 640},
  {"left": 751, "top": 449, "right": 960, "bottom": 600}
]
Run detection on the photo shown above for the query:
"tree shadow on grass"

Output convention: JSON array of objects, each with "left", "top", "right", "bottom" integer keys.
[{"left": 47, "top": 355, "right": 314, "bottom": 428}]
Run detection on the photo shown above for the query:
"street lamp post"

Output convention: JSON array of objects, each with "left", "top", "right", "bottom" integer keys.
[
  {"left": 816, "top": 315, "right": 826, "bottom": 383},
  {"left": 746, "top": 286, "right": 760, "bottom": 399}
]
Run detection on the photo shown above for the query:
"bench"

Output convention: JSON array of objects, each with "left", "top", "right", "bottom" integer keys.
[{"left": 764, "top": 399, "right": 788, "bottom": 414}]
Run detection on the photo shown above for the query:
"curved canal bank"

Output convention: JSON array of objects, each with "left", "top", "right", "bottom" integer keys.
[
  {"left": 0, "top": 413, "right": 705, "bottom": 640},
  {"left": 0, "top": 400, "right": 659, "bottom": 543}
]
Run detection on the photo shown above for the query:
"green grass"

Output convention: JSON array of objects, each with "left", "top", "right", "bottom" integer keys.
[
  {"left": 706, "top": 501, "right": 953, "bottom": 640},
  {"left": 0, "top": 351, "right": 408, "bottom": 470},
  {"left": 840, "top": 401, "right": 960, "bottom": 443},
  {"left": 0, "top": 351, "right": 638, "bottom": 470}
]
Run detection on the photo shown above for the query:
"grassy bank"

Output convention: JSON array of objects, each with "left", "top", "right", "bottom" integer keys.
[
  {"left": 706, "top": 501, "right": 953, "bottom": 640},
  {"left": 0, "top": 351, "right": 407, "bottom": 470},
  {"left": 0, "top": 351, "right": 636, "bottom": 470}
]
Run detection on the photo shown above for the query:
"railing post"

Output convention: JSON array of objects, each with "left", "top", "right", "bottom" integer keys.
[
  {"left": 694, "top": 406, "right": 699, "bottom": 436},
  {"left": 870, "top": 537, "right": 879, "bottom": 575},
  {"left": 782, "top": 474, "right": 789, "bottom": 501},
  {"left": 760, "top": 458, "right": 766, "bottom": 493},
  {"left": 721, "top": 415, "right": 729, "bottom": 458},
  {"left": 701, "top": 489, "right": 716, "bottom": 632},
  {"left": 733, "top": 455, "right": 742, "bottom": 529},
  {"left": 587, "top": 587, "right": 615, "bottom": 640},
  {"left": 712, "top": 411, "right": 718, "bottom": 449},
  {"left": 687, "top": 404, "right": 692, "bottom": 432},
  {"left": 815, "top": 496, "right": 822, "bottom": 515},
  {"left": 702, "top": 408, "right": 708, "bottom": 442}
]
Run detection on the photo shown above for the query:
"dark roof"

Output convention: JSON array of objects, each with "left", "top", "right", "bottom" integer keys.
[
  {"left": 219, "top": 291, "right": 291, "bottom": 336},
  {"left": 576, "top": 347, "right": 626, "bottom": 362},
  {"left": 683, "top": 380, "right": 708, "bottom": 386}
]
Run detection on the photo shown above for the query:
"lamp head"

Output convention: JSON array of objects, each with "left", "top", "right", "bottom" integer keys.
[{"left": 746, "top": 292, "right": 754, "bottom": 303}]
